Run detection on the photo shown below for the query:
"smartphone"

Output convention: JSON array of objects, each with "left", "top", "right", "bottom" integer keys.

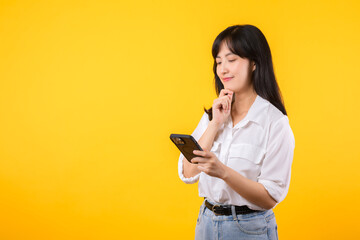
[{"left": 170, "top": 134, "right": 203, "bottom": 163}]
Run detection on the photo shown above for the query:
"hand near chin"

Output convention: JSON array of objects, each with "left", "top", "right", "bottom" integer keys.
[{"left": 211, "top": 89, "right": 233, "bottom": 126}]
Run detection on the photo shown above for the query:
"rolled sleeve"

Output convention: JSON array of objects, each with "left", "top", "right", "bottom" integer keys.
[
  {"left": 177, "top": 112, "right": 209, "bottom": 184},
  {"left": 178, "top": 154, "right": 200, "bottom": 184},
  {"left": 258, "top": 116, "right": 295, "bottom": 203}
]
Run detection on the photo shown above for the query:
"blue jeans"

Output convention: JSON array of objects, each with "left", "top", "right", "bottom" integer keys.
[{"left": 195, "top": 200, "right": 279, "bottom": 240}]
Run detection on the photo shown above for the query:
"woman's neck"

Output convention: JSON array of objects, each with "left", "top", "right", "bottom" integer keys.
[{"left": 231, "top": 90, "right": 257, "bottom": 117}]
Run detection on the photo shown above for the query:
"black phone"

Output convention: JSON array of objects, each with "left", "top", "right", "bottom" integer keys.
[{"left": 170, "top": 134, "right": 203, "bottom": 163}]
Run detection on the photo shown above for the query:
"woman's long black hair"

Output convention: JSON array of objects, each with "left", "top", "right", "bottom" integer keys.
[{"left": 205, "top": 25, "right": 287, "bottom": 120}]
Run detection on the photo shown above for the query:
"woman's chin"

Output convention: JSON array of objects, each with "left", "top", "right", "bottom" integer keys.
[
  {"left": 222, "top": 84, "right": 234, "bottom": 91},
  {"left": 223, "top": 86, "right": 237, "bottom": 92},
  {"left": 223, "top": 84, "right": 251, "bottom": 94}
]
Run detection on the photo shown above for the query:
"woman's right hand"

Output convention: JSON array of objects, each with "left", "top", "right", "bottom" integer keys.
[
  {"left": 183, "top": 90, "right": 233, "bottom": 177},
  {"left": 211, "top": 89, "right": 233, "bottom": 126}
]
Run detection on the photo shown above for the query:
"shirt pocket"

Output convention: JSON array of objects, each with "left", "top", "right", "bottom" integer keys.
[{"left": 227, "top": 143, "right": 266, "bottom": 179}]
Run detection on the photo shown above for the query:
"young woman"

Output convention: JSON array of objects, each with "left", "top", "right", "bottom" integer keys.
[{"left": 178, "top": 25, "right": 295, "bottom": 239}]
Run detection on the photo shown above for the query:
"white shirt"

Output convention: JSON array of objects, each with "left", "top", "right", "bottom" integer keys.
[{"left": 178, "top": 95, "right": 295, "bottom": 210}]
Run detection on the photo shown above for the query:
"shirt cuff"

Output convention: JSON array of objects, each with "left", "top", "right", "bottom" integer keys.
[
  {"left": 178, "top": 155, "right": 200, "bottom": 184},
  {"left": 258, "top": 179, "right": 285, "bottom": 203}
]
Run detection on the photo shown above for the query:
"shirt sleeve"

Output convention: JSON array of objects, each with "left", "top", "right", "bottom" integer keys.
[
  {"left": 257, "top": 116, "right": 295, "bottom": 204},
  {"left": 178, "top": 112, "right": 209, "bottom": 184}
]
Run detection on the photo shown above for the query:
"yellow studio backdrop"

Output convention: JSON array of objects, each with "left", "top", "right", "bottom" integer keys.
[{"left": 0, "top": 0, "right": 359, "bottom": 239}]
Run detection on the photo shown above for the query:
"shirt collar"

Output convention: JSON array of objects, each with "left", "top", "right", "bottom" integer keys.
[{"left": 225, "top": 94, "right": 269, "bottom": 129}]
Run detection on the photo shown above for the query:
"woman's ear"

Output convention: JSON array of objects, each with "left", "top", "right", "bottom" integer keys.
[{"left": 252, "top": 62, "right": 256, "bottom": 71}]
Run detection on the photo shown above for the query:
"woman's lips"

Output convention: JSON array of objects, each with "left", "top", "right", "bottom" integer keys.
[{"left": 222, "top": 77, "right": 233, "bottom": 82}]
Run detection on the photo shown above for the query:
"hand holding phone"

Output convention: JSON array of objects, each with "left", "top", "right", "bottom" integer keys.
[{"left": 170, "top": 134, "right": 203, "bottom": 163}]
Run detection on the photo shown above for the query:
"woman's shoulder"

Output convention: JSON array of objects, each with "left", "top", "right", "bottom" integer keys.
[
  {"left": 261, "top": 98, "right": 294, "bottom": 144},
  {"left": 258, "top": 96, "right": 290, "bottom": 127}
]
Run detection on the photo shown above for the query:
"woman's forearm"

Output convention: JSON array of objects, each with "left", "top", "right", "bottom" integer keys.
[
  {"left": 197, "top": 121, "right": 221, "bottom": 151},
  {"left": 183, "top": 121, "right": 221, "bottom": 178},
  {"left": 222, "top": 166, "right": 277, "bottom": 210}
]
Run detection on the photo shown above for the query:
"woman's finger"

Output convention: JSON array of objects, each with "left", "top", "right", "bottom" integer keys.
[
  {"left": 219, "top": 89, "right": 233, "bottom": 98},
  {"left": 222, "top": 97, "right": 229, "bottom": 111},
  {"left": 191, "top": 157, "right": 207, "bottom": 164},
  {"left": 195, "top": 151, "right": 217, "bottom": 161},
  {"left": 221, "top": 99, "right": 227, "bottom": 111},
  {"left": 213, "top": 98, "right": 226, "bottom": 111},
  {"left": 224, "top": 97, "right": 230, "bottom": 110},
  {"left": 227, "top": 94, "right": 233, "bottom": 103},
  {"left": 193, "top": 150, "right": 205, "bottom": 156},
  {"left": 193, "top": 150, "right": 211, "bottom": 158},
  {"left": 213, "top": 98, "right": 222, "bottom": 109}
]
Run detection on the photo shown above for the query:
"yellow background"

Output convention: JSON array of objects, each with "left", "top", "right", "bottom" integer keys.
[{"left": 0, "top": 0, "right": 359, "bottom": 239}]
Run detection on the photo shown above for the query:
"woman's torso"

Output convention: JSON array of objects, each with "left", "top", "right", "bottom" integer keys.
[{"left": 194, "top": 95, "right": 292, "bottom": 210}]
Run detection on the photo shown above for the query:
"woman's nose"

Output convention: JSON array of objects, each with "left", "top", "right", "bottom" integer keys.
[{"left": 220, "top": 62, "right": 228, "bottom": 74}]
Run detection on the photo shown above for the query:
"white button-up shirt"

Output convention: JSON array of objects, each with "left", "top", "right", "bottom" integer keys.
[{"left": 178, "top": 95, "right": 295, "bottom": 210}]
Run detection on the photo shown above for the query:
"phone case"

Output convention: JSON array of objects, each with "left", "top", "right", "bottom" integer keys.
[{"left": 170, "top": 134, "right": 203, "bottom": 163}]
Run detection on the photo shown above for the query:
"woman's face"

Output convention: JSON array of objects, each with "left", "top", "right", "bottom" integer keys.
[{"left": 215, "top": 41, "right": 255, "bottom": 93}]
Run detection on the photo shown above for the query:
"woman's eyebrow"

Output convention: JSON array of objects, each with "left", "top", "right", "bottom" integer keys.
[{"left": 216, "top": 53, "right": 235, "bottom": 58}]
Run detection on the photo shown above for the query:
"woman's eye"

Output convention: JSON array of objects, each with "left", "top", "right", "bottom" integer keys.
[
  {"left": 229, "top": 59, "right": 236, "bottom": 62},
  {"left": 217, "top": 62, "right": 222, "bottom": 65}
]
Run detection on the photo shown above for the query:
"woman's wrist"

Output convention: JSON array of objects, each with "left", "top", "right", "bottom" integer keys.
[
  {"left": 209, "top": 120, "right": 222, "bottom": 129},
  {"left": 220, "top": 164, "right": 231, "bottom": 181}
]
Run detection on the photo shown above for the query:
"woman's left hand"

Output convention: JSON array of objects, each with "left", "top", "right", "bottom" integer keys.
[{"left": 191, "top": 150, "right": 228, "bottom": 179}]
